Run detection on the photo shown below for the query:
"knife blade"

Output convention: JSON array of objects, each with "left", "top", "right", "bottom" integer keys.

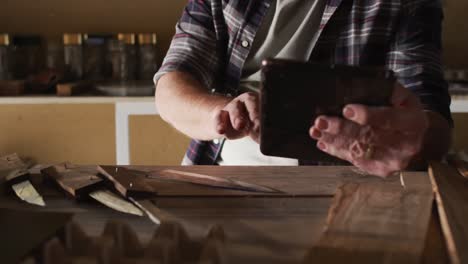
[
  {"left": 89, "top": 190, "right": 143, "bottom": 216},
  {"left": 96, "top": 166, "right": 161, "bottom": 225},
  {"left": 11, "top": 180, "right": 46, "bottom": 207},
  {"left": 149, "top": 169, "right": 281, "bottom": 193},
  {"left": 1, "top": 154, "right": 46, "bottom": 207}
]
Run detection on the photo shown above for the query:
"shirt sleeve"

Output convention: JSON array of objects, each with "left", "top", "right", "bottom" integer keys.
[
  {"left": 153, "top": 0, "right": 220, "bottom": 90},
  {"left": 386, "top": 0, "right": 453, "bottom": 126}
]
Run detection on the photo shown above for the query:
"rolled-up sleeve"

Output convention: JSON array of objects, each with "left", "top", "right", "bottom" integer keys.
[
  {"left": 386, "top": 0, "right": 453, "bottom": 126},
  {"left": 154, "top": 0, "right": 219, "bottom": 90}
]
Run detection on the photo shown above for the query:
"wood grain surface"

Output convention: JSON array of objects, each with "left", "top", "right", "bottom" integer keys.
[
  {"left": 303, "top": 181, "right": 434, "bottom": 264},
  {"left": 429, "top": 162, "right": 468, "bottom": 264},
  {"left": 0, "top": 208, "right": 72, "bottom": 264},
  {"left": 0, "top": 104, "right": 116, "bottom": 165},
  {"left": 133, "top": 166, "right": 429, "bottom": 197},
  {"left": 0, "top": 165, "right": 442, "bottom": 263}
]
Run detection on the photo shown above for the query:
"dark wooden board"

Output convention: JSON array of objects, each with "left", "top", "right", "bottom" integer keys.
[
  {"left": 303, "top": 181, "right": 434, "bottom": 264},
  {"left": 0, "top": 165, "right": 441, "bottom": 263},
  {"left": 422, "top": 204, "right": 451, "bottom": 264},
  {"left": 130, "top": 166, "right": 428, "bottom": 197},
  {"left": 0, "top": 208, "right": 72, "bottom": 264},
  {"left": 429, "top": 162, "right": 468, "bottom": 264}
]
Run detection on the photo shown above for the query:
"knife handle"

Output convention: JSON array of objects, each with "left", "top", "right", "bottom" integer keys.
[{"left": 42, "top": 164, "right": 104, "bottom": 200}]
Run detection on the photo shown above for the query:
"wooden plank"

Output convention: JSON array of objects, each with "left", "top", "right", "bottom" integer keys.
[
  {"left": 303, "top": 181, "right": 434, "bottom": 264},
  {"left": 429, "top": 162, "right": 468, "bottom": 264},
  {"left": 154, "top": 169, "right": 281, "bottom": 193},
  {"left": 421, "top": 204, "right": 451, "bottom": 264},
  {"left": 41, "top": 163, "right": 104, "bottom": 200},
  {"left": 128, "top": 166, "right": 427, "bottom": 197},
  {"left": 0, "top": 165, "right": 436, "bottom": 263}
]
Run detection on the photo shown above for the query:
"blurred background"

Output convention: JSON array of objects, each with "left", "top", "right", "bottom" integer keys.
[{"left": 0, "top": 0, "right": 467, "bottom": 165}]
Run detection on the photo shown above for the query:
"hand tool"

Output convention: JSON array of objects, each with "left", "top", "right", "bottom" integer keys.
[{"left": 0, "top": 154, "right": 45, "bottom": 206}]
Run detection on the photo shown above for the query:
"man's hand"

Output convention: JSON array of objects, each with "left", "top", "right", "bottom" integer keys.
[
  {"left": 212, "top": 92, "right": 261, "bottom": 142},
  {"left": 309, "top": 83, "right": 429, "bottom": 177}
]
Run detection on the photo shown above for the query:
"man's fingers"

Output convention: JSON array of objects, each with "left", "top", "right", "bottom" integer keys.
[
  {"left": 214, "top": 92, "right": 261, "bottom": 141},
  {"left": 242, "top": 92, "right": 260, "bottom": 134},
  {"left": 214, "top": 109, "right": 246, "bottom": 139},
  {"left": 312, "top": 116, "right": 422, "bottom": 154},
  {"left": 352, "top": 147, "right": 412, "bottom": 177},
  {"left": 227, "top": 100, "right": 249, "bottom": 131},
  {"left": 343, "top": 104, "right": 428, "bottom": 132},
  {"left": 215, "top": 110, "right": 233, "bottom": 135},
  {"left": 318, "top": 138, "right": 411, "bottom": 178}
]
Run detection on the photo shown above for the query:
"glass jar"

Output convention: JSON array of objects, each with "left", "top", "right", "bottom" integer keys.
[
  {"left": 107, "top": 34, "right": 137, "bottom": 82},
  {"left": 84, "top": 34, "right": 112, "bottom": 81},
  {"left": 11, "top": 35, "right": 43, "bottom": 79},
  {"left": 63, "top": 33, "right": 83, "bottom": 81},
  {"left": 138, "top": 34, "right": 159, "bottom": 80},
  {"left": 0, "top": 34, "right": 11, "bottom": 80},
  {"left": 46, "top": 39, "right": 64, "bottom": 72}
]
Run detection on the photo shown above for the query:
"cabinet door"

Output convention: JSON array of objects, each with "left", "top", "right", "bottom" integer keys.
[
  {"left": 0, "top": 103, "right": 115, "bottom": 164},
  {"left": 129, "top": 115, "right": 190, "bottom": 165}
]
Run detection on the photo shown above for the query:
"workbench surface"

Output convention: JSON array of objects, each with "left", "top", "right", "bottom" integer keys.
[{"left": 0, "top": 166, "right": 449, "bottom": 263}]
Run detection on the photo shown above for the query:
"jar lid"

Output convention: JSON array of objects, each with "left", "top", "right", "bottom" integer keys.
[
  {"left": 138, "top": 34, "right": 157, "bottom": 45},
  {"left": 118, "top": 34, "right": 136, "bottom": 45},
  {"left": 63, "top": 34, "right": 83, "bottom": 45},
  {"left": 0, "top": 34, "right": 10, "bottom": 46}
]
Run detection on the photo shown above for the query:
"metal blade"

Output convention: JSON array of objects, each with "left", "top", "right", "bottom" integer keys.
[
  {"left": 89, "top": 190, "right": 143, "bottom": 216},
  {"left": 156, "top": 169, "right": 281, "bottom": 193},
  {"left": 12, "top": 180, "right": 46, "bottom": 207},
  {"left": 128, "top": 197, "right": 161, "bottom": 225}
]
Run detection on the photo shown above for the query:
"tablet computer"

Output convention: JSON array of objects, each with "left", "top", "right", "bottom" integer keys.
[{"left": 259, "top": 58, "right": 395, "bottom": 163}]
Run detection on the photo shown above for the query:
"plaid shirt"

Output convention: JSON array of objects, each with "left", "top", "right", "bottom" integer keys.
[{"left": 155, "top": 0, "right": 452, "bottom": 165}]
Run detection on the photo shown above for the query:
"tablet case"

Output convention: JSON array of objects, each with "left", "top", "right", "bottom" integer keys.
[{"left": 260, "top": 58, "right": 395, "bottom": 163}]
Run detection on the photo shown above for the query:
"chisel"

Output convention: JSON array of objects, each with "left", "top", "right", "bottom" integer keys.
[{"left": 41, "top": 163, "right": 143, "bottom": 216}]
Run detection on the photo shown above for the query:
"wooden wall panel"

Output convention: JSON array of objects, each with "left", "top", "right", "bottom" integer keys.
[
  {"left": 0, "top": 104, "right": 115, "bottom": 164},
  {"left": 129, "top": 115, "right": 190, "bottom": 165}
]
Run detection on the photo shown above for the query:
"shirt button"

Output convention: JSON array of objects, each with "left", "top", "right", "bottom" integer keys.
[{"left": 241, "top": 40, "right": 250, "bottom": 48}]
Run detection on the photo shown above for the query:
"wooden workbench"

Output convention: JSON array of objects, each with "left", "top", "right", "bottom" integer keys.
[{"left": 0, "top": 166, "right": 450, "bottom": 263}]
